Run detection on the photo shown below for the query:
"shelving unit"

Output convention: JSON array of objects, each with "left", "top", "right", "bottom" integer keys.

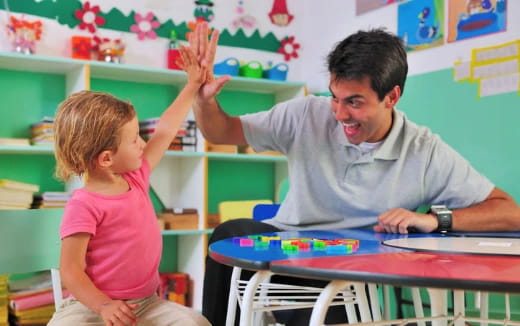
[{"left": 0, "top": 51, "right": 305, "bottom": 310}]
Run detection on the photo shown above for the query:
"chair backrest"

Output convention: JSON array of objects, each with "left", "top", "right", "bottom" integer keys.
[
  {"left": 252, "top": 204, "right": 280, "bottom": 221},
  {"left": 218, "top": 199, "right": 273, "bottom": 223},
  {"left": 0, "top": 209, "right": 64, "bottom": 308}
]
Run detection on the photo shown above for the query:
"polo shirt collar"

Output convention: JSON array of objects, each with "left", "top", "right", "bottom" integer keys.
[
  {"left": 336, "top": 109, "right": 404, "bottom": 161},
  {"left": 372, "top": 109, "right": 404, "bottom": 160}
]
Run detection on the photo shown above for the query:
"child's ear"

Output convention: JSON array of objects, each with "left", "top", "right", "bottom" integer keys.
[{"left": 96, "top": 150, "right": 113, "bottom": 168}]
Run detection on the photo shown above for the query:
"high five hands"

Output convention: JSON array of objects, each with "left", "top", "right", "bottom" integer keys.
[{"left": 188, "top": 22, "right": 231, "bottom": 100}]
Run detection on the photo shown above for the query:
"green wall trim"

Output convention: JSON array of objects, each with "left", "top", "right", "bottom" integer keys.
[{"left": 400, "top": 68, "right": 520, "bottom": 202}]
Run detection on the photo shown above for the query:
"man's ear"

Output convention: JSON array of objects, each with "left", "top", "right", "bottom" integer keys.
[
  {"left": 385, "top": 85, "right": 401, "bottom": 108},
  {"left": 96, "top": 150, "right": 113, "bottom": 168}
]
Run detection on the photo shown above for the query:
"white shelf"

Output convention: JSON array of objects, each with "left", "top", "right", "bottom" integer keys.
[
  {"left": 0, "top": 146, "right": 287, "bottom": 162},
  {"left": 0, "top": 50, "right": 303, "bottom": 311},
  {"left": 0, "top": 52, "right": 83, "bottom": 74},
  {"left": 162, "top": 229, "right": 212, "bottom": 236},
  {"left": 0, "top": 52, "right": 305, "bottom": 95}
]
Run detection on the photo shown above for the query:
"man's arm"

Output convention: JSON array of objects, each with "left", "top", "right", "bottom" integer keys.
[
  {"left": 374, "top": 187, "right": 520, "bottom": 234},
  {"left": 450, "top": 187, "right": 520, "bottom": 231},
  {"left": 193, "top": 96, "right": 247, "bottom": 145}
]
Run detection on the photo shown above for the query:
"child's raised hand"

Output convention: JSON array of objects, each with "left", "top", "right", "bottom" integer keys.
[
  {"left": 99, "top": 299, "right": 139, "bottom": 326},
  {"left": 178, "top": 45, "right": 207, "bottom": 87},
  {"left": 188, "top": 22, "right": 230, "bottom": 101}
]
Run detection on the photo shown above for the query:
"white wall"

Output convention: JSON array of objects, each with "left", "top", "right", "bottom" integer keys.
[{"left": 300, "top": 0, "right": 520, "bottom": 93}]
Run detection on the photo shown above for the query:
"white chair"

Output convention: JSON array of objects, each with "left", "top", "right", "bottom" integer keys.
[
  {"left": 226, "top": 267, "right": 385, "bottom": 326},
  {"left": 0, "top": 209, "right": 64, "bottom": 309}
]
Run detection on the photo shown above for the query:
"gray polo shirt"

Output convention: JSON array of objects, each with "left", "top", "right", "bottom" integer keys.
[{"left": 241, "top": 95, "right": 494, "bottom": 230}]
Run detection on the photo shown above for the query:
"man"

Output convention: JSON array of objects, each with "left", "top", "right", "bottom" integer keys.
[{"left": 190, "top": 23, "right": 520, "bottom": 325}]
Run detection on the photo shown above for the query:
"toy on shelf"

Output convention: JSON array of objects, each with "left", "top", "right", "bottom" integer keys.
[
  {"left": 167, "top": 30, "right": 182, "bottom": 70},
  {"left": 94, "top": 37, "right": 125, "bottom": 63},
  {"left": 71, "top": 36, "right": 93, "bottom": 60},
  {"left": 239, "top": 60, "right": 263, "bottom": 78},
  {"left": 263, "top": 62, "right": 289, "bottom": 81},
  {"left": 213, "top": 57, "right": 240, "bottom": 76},
  {"left": 6, "top": 16, "right": 43, "bottom": 55}
]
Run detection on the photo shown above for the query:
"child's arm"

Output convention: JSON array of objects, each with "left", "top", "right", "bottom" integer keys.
[
  {"left": 60, "top": 234, "right": 139, "bottom": 325},
  {"left": 144, "top": 46, "right": 207, "bottom": 171}
]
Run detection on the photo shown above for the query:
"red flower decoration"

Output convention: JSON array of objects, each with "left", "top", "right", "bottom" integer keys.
[
  {"left": 278, "top": 36, "right": 300, "bottom": 62},
  {"left": 75, "top": 1, "right": 105, "bottom": 34}
]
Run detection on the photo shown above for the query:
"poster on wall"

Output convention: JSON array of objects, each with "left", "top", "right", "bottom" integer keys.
[
  {"left": 355, "top": 0, "right": 404, "bottom": 16},
  {"left": 447, "top": 0, "right": 507, "bottom": 43},
  {"left": 397, "top": 0, "right": 444, "bottom": 52}
]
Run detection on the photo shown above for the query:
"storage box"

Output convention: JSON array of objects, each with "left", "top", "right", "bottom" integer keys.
[
  {"left": 159, "top": 213, "right": 198, "bottom": 230},
  {"left": 207, "top": 143, "right": 237, "bottom": 153}
]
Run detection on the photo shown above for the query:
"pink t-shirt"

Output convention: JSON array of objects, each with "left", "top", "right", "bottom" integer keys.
[{"left": 60, "top": 159, "right": 162, "bottom": 300}]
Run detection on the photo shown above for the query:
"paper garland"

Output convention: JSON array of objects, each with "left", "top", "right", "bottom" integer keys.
[{"left": 0, "top": 0, "right": 297, "bottom": 55}]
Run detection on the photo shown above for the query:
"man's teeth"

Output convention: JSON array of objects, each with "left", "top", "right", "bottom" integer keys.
[{"left": 343, "top": 122, "right": 359, "bottom": 127}]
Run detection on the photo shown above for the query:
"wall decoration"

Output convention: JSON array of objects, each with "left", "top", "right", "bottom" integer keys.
[
  {"left": 397, "top": 0, "right": 444, "bottom": 52},
  {"left": 447, "top": 0, "right": 507, "bottom": 43},
  {"left": 74, "top": 1, "right": 105, "bottom": 33},
  {"left": 0, "top": 0, "right": 294, "bottom": 55},
  {"left": 6, "top": 16, "right": 43, "bottom": 54},
  {"left": 356, "top": 0, "right": 404, "bottom": 16},
  {"left": 453, "top": 40, "right": 519, "bottom": 98},
  {"left": 268, "top": 0, "right": 293, "bottom": 26},
  {"left": 278, "top": 36, "right": 300, "bottom": 62},
  {"left": 130, "top": 12, "right": 161, "bottom": 40},
  {"left": 232, "top": 0, "right": 256, "bottom": 30},
  {"left": 194, "top": 0, "right": 214, "bottom": 23}
]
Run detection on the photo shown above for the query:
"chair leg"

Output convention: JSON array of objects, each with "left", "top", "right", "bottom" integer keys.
[
  {"left": 411, "top": 287, "right": 426, "bottom": 326},
  {"left": 368, "top": 284, "right": 382, "bottom": 321},
  {"left": 226, "top": 267, "right": 242, "bottom": 326},
  {"left": 426, "top": 288, "right": 448, "bottom": 326},
  {"left": 480, "top": 292, "right": 489, "bottom": 326},
  {"left": 50, "top": 268, "right": 63, "bottom": 309},
  {"left": 309, "top": 280, "right": 351, "bottom": 326},
  {"left": 453, "top": 290, "right": 465, "bottom": 326},
  {"left": 383, "top": 285, "right": 391, "bottom": 320},
  {"left": 239, "top": 270, "right": 273, "bottom": 326},
  {"left": 353, "top": 283, "right": 372, "bottom": 323}
]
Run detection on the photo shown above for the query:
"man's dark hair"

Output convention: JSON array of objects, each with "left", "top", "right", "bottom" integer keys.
[{"left": 327, "top": 28, "right": 408, "bottom": 101}]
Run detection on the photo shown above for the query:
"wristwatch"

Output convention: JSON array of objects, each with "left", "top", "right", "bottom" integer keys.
[{"left": 430, "top": 205, "right": 452, "bottom": 233}]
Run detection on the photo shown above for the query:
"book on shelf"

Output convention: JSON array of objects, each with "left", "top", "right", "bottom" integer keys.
[
  {"left": 32, "top": 192, "right": 71, "bottom": 209},
  {"left": 31, "top": 117, "right": 54, "bottom": 147},
  {"left": 9, "top": 289, "right": 69, "bottom": 312},
  {"left": 0, "top": 202, "right": 31, "bottom": 210},
  {"left": 0, "top": 188, "right": 35, "bottom": 204},
  {"left": 0, "top": 180, "right": 39, "bottom": 193},
  {"left": 140, "top": 118, "right": 197, "bottom": 152},
  {"left": 8, "top": 303, "right": 54, "bottom": 325},
  {"left": 0, "top": 138, "right": 30, "bottom": 146},
  {"left": 8, "top": 272, "right": 52, "bottom": 296}
]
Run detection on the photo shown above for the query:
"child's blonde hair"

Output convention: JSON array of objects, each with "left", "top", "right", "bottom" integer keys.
[{"left": 54, "top": 90, "right": 136, "bottom": 181}]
